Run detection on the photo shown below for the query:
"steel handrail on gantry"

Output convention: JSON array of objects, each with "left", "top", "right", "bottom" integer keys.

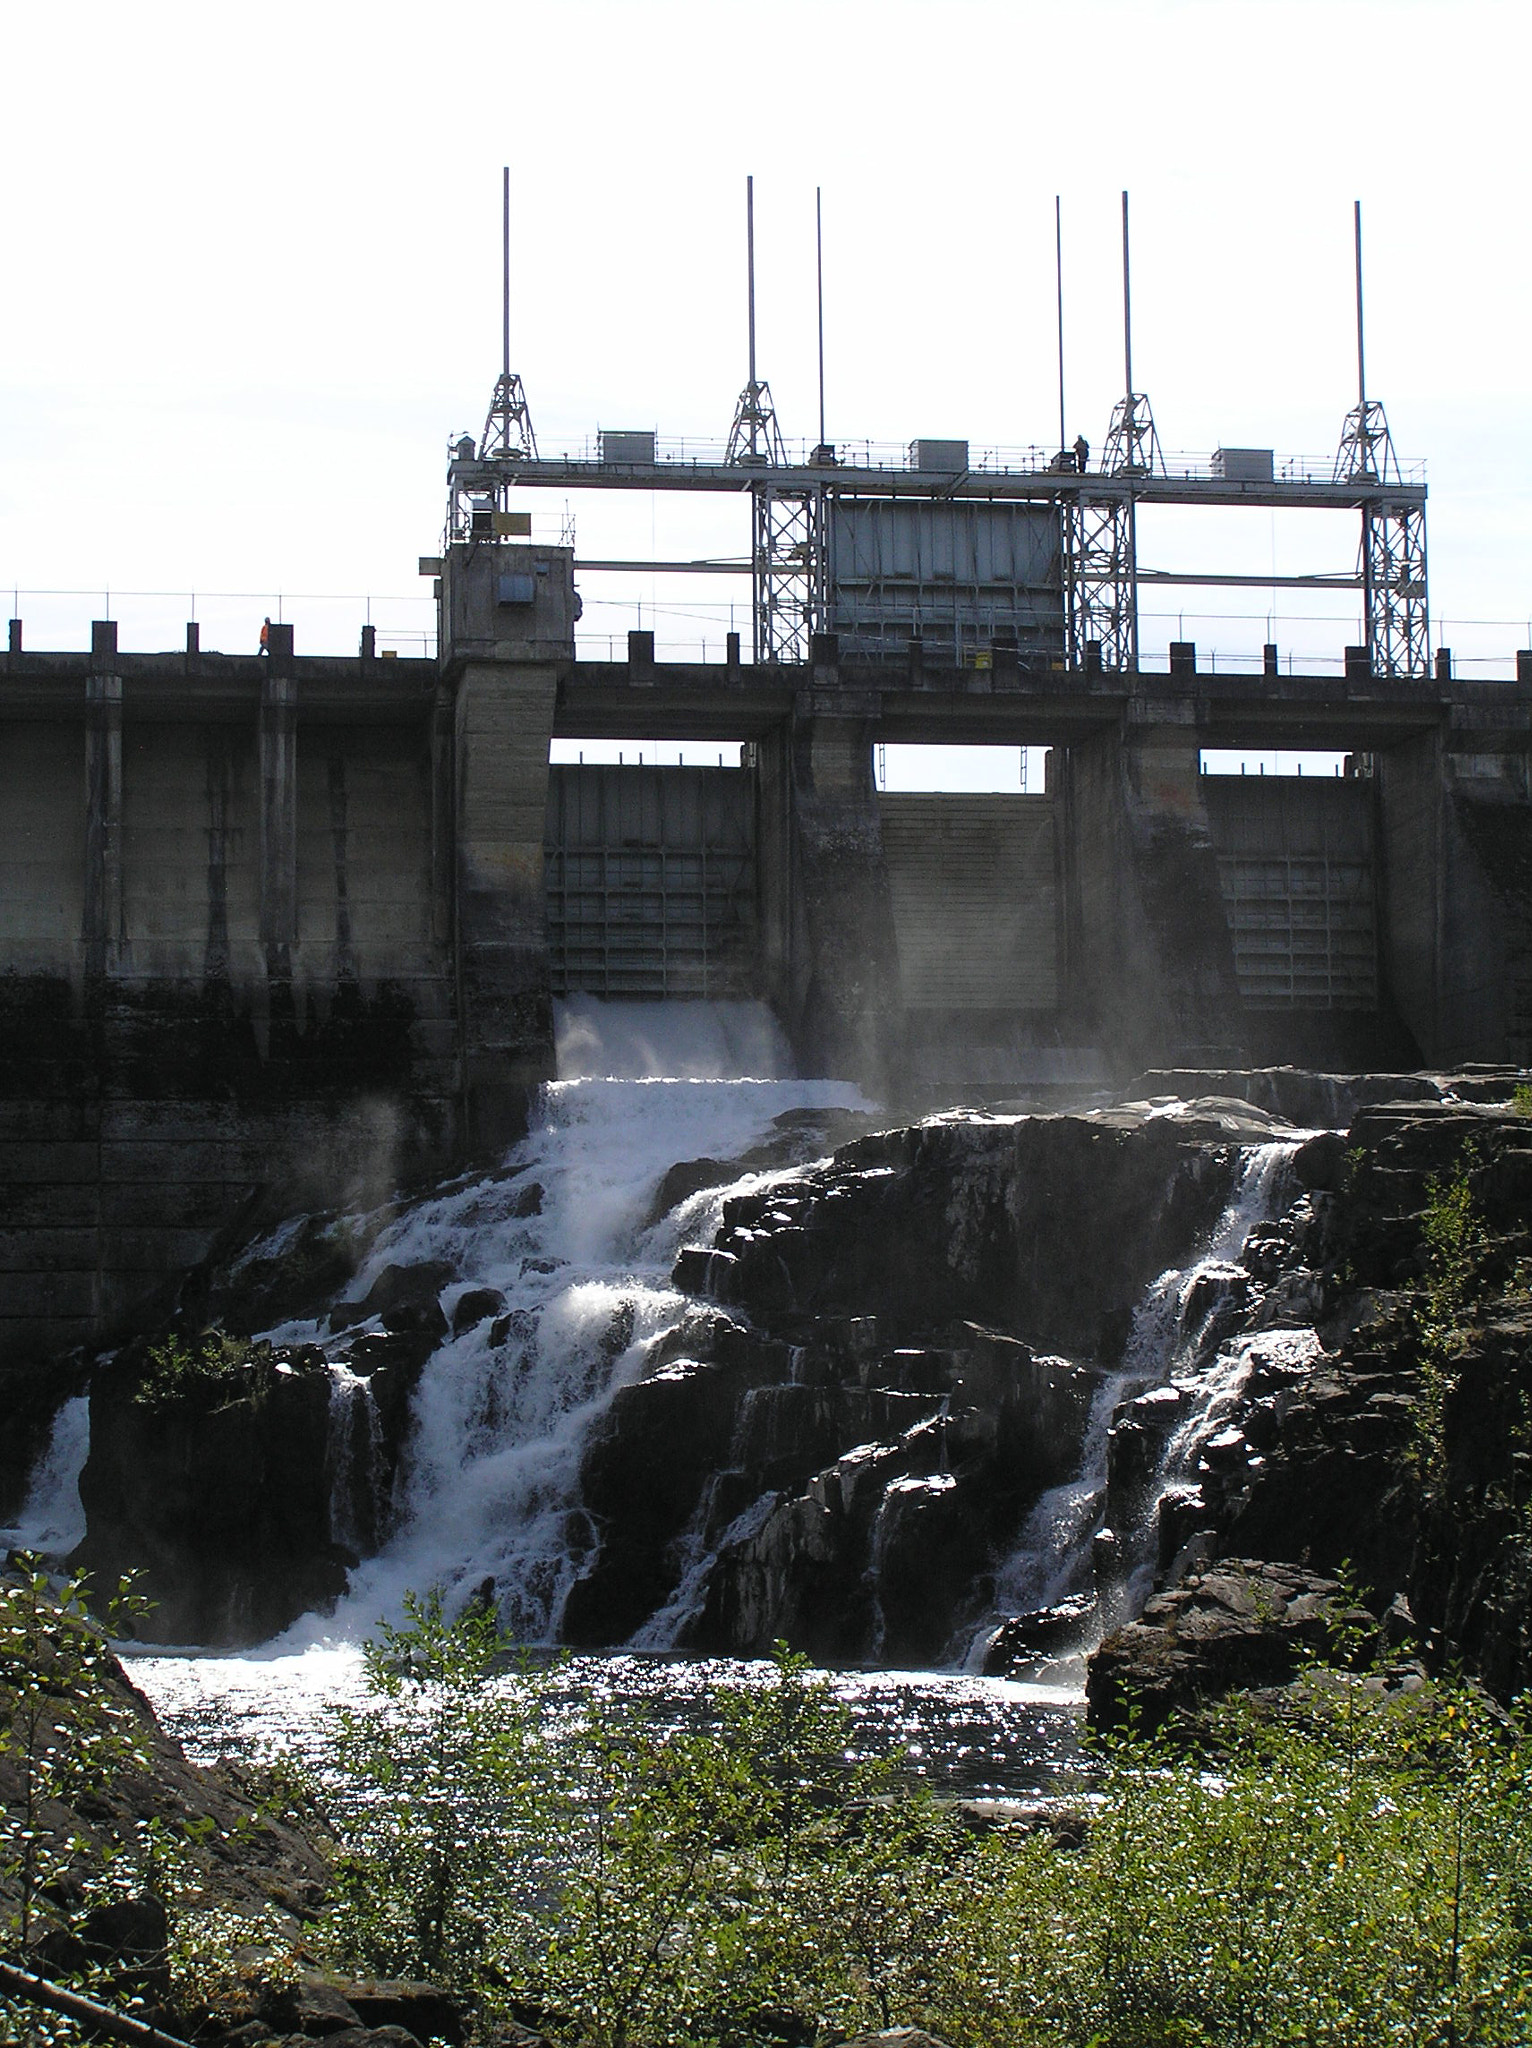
[{"left": 447, "top": 444, "right": 1426, "bottom": 507}]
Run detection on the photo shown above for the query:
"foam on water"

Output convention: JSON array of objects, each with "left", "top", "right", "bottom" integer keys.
[
  {"left": 4, "top": 1393, "right": 90, "bottom": 1558},
  {"left": 973, "top": 1139, "right": 1308, "bottom": 1666},
  {"left": 262, "top": 999, "right": 865, "bottom": 1648}
]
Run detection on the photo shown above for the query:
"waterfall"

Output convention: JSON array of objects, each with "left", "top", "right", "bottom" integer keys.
[
  {"left": 972, "top": 1139, "right": 1308, "bottom": 1671},
  {"left": 6, "top": 1394, "right": 90, "bottom": 1559},
  {"left": 267, "top": 999, "right": 865, "bottom": 1647},
  {"left": 325, "top": 1366, "right": 382, "bottom": 1557}
]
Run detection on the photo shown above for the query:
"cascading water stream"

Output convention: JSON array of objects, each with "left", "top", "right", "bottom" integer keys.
[
  {"left": 324, "top": 1366, "right": 383, "bottom": 1558},
  {"left": 971, "top": 1138, "right": 1310, "bottom": 1671},
  {"left": 4, "top": 1393, "right": 90, "bottom": 1559},
  {"left": 259, "top": 1000, "right": 867, "bottom": 1646}
]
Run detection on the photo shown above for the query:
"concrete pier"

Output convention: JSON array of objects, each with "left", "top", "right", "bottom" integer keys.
[{"left": 3, "top": 538, "right": 1532, "bottom": 1361}]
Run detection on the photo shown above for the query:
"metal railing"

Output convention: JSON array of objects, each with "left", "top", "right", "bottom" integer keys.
[
  {"left": 1, "top": 587, "right": 438, "bottom": 661},
  {"left": 509, "top": 434, "right": 1426, "bottom": 487},
  {"left": 8, "top": 587, "right": 1524, "bottom": 679}
]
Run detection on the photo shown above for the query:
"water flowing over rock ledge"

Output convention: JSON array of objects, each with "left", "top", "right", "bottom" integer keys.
[{"left": 10, "top": 1066, "right": 1532, "bottom": 1727}]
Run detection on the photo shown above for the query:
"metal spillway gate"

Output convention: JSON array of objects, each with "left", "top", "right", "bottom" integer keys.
[
  {"left": 545, "top": 764, "right": 757, "bottom": 998},
  {"left": 879, "top": 793, "right": 1060, "bottom": 1011},
  {"left": 1204, "top": 776, "right": 1378, "bottom": 1011}
]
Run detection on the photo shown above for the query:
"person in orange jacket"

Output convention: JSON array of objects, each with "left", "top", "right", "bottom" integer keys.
[{"left": 259, "top": 616, "right": 271, "bottom": 656}]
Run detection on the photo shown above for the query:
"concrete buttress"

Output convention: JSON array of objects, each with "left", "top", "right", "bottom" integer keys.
[
  {"left": 786, "top": 678, "right": 901, "bottom": 1088},
  {"left": 452, "top": 658, "right": 559, "bottom": 1151},
  {"left": 83, "top": 622, "right": 123, "bottom": 979}
]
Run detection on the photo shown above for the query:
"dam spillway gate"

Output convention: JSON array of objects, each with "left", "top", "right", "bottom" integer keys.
[
  {"left": 1204, "top": 777, "right": 1378, "bottom": 1013},
  {"left": 544, "top": 763, "right": 757, "bottom": 999}
]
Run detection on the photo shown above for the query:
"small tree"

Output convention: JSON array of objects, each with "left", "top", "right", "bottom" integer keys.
[{"left": 325, "top": 1586, "right": 540, "bottom": 1994}]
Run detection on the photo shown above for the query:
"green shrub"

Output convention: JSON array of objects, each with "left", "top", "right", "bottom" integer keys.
[
  {"left": 0, "top": 1563, "right": 157, "bottom": 2043},
  {"left": 132, "top": 1332, "right": 255, "bottom": 1407},
  {"left": 323, "top": 1587, "right": 542, "bottom": 1994},
  {"left": 1411, "top": 1150, "right": 1492, "bottom": 1483}
]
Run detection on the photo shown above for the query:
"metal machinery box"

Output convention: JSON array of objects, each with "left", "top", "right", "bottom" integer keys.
[
  {"left": 909, "top": 438, "right": 970, "bottom": 472},
  {"left": 1211, "top": 447, "right": 1275, "bottom": 483},
  {"left": 600, "top": 429, "right": 657, "bottom": 464}
]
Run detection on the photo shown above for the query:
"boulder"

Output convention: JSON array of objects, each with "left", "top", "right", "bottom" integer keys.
[
  {"left": 329, "top": 1261, "right": 454, "bottom": 1335},
  {"left": 1087, "top": 1560, "right": 1377, "bottom": 1733},
  {"left": 74, "top": 1334, "right": 427, "bottom": 1646},
  {"left": 982, "top": 1593, "right": 1097, "bottom": 1676},
  {"left": 838, "top": 2032, "right": 956, "bottom": 2048},
  {"left": 450, "top": 1286, "right": 506, "bottom": 1337},
  {"left": 341, "top": 1981, "right": 466, "bottom": 2045}
]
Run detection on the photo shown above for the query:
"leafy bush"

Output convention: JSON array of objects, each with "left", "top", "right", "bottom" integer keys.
[
  {"left": 321, "top": 1594, "right": 1532, "bottom": 2046},
  {"left": 933, "top": 1681, "right": 1532, "bottom": 2046},
  {"left": 0, "top": 1562, "right": 157, "bottom": 2043},
  {"left": 132, "top": 1332, "right": 255, "bottom": 1408},
  {"left": 323, "top": 1586, "right": 539, "bottom": 1993},
  {"left": 1410, "top": 1150, "right": 1492, "bottom": 1482}
]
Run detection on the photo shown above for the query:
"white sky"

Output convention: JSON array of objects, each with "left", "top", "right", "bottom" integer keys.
[{"left": 3, "top": 0, "right": 1530, "bottom": 701}]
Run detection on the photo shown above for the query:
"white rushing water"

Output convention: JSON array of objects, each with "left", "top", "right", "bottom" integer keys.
[
  {"left": 255, "top": 998, "right": 867, "bottom": 1647},
  {"left": 11, "top": 1011, "right": 1326, "bottom": 1785},
  {"left": 3, "top": 1392, "right": 90, "bottom": 1558},
  {"left": 977, "top": 1139, "right": 1310, "bottom": 1663}
]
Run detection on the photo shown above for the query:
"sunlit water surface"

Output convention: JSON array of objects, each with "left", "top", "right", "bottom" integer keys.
[{"left": 128, "top": 1648, "right": 1087, "bottom": 1807}]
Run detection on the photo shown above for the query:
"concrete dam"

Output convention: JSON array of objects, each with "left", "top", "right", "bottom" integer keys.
[{"left": 4, "top": 534, "right": 1532, "bottom": 1369}]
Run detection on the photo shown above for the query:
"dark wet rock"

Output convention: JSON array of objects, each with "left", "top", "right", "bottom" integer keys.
[
  {"left": 186, "top": 1209, "right": 385, "bottom": 1340},
  {"left": 450, "top": 1286, "right": 507, "bottom": 1336},
  {"left": 874, "top": 1475, "right": 992, "bottom": 1665},
  {"left": 329, "top": 1260, "right": 454, "bottom": 1335},
  {"left": 562, "top": 1345, "right": 783, "bottom": 1646},
  {"left": 1130, "top": 1067, "right": 1446, "bottom": 1130},
  {"left": 343, "top": 1328, "right": 438, "bottom": 1380},
  {"left": 510, "top": 1180, "right": 543, "bottom": 1217},
  {"left": 671, "top": 1244, "right": 738, "bottom": 1298},
  {"left": 74, "top": 1334, "right": 424, "bottom": 1646},
  {"left": 681, "top": 1332, "right": 1106, "bottom": 1662},
  {"left": 1073, "top": 1093, "right": 1532, "bottom": 1710},
  {"left": 708, "top": 1111, "right": 1239, "bottom": 1359},
  {"left": 1088, "top": 1560, "right": 1376, "bottom": 1733},
  {"left": 380, "top": 1297, "right": 448, "bottom": 1341},
  {"left": 981, "top": 1594, "right": 1097, "bottom": 1676},
  {"left": 695, "top": 1486, "right": 870, "bottom": 1665},
  {"left": 644, "top": 1156, "right": 738, "bottom": 1230},
  {"left": 1293, "top": 1128, "right": 1349, "bottom": 1191},
  {"left": 76, "top": 1345, "right": 347, "bottom": 1644},
  {"left": 596, "top": 1111, "right": 1236, "bottom": 1661}
]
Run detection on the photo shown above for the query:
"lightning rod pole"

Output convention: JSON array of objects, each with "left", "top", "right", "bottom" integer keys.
[
  {"left": 1121, "top": 188, "right": 1133, "bottom": 404},
  {"left": 1354, "top": 198, "right": 1367, "bottom": 406},
  {"left": 816, "top": 186, "right": 826, "bottom": 449},
  {"left": 1055, "top": 194, "right": 1066, "bottom": 454}
]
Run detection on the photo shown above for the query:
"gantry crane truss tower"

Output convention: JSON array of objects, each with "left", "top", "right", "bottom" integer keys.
[{"left": 449, "top": 189, "right": 1427, "bottom": 679}]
